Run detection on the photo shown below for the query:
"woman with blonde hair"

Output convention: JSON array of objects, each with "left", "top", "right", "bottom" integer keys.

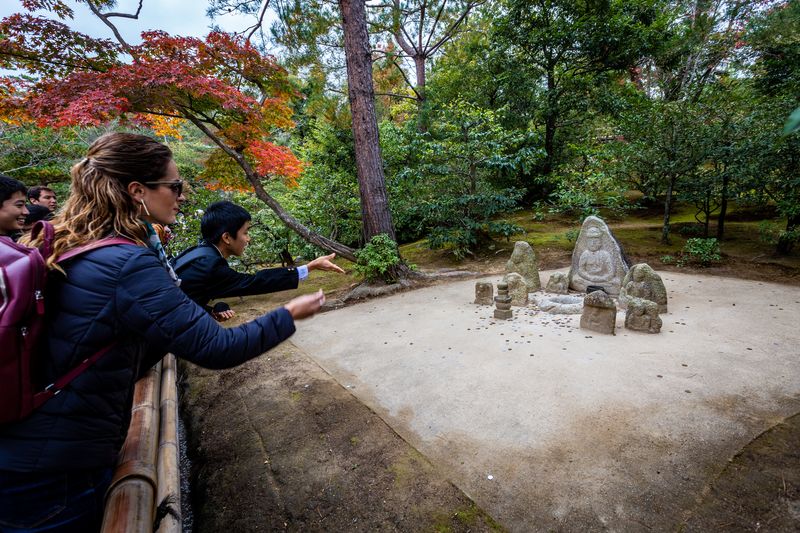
[{"left": 0, "top": 132, "right": 324, "bottom": 532}]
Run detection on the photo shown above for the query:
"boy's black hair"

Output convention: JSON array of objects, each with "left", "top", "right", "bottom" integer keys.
[
  {"left": 27, "top": 185, "right": 54, "bottom": 202},
  {"left": 201, "top": 201, "right": 251, "bottom": 245},
  {"left": 0, "top": 174, "right": 26, "bottom": 205},
  {"left": 24, "top": 204, "right": 53, "bottom": 226}
]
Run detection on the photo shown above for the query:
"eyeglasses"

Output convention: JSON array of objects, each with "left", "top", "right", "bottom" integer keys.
[{"left": 144, "top": 180, "right": 184, "bottom": 196}]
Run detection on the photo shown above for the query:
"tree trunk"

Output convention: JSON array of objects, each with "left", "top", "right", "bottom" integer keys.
[
  {"left": 661, "top": 175, "right": 676, "bottom": 245},
  {"left": 776, "top": 213, "right": 800, "bottom": 255},
  {"left": 717, "top": 173, "right": 729, "bottom": 241},
  {"left": 414, "top": 55, "right": 428, "bottom": 131},
  {"left": 339, "top": 0, "right": 397, "bottom": 244},
  {"left": 543, "top": 69, "right": 557, "bottom": 175}
]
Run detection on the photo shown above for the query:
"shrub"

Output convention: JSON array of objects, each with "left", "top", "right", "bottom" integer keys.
[
  {"left": 353, "top": 234, "right": 401, "bottom": 282},
  {"left": 660, "top": 255, "right": 675, "bottom": 265},
  {"left": 564, "top": 227, "right": 580, "bottom": 243},
  {"left": 679, "top": 238, "right": 721, "bottom": 267}
]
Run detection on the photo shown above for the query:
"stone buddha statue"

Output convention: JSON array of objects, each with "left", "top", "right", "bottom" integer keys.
[{"left": 568, "top": 216, "right": 629, "bottom": 295}]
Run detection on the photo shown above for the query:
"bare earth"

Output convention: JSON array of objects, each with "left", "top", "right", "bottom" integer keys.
[{"left": 180, "top": 269, "right": 800, "bottom": 532}]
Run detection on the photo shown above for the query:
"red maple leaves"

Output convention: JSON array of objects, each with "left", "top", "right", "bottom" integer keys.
[{"left": 0, "top": 12, "right": 305, "bottom": 185}]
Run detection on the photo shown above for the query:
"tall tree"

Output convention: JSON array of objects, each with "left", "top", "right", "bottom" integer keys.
[{"left": 339, "top": 0, "right": 396, "bottom": 243}]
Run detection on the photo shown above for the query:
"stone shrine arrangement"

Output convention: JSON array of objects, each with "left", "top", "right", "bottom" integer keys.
[
  {"left": 506, "top": 241, "right": 541, "bottom": 291},
  {"left": 474, "top": 281, "right": 494, "bottom": 305},
  {"left": 494, "top": 282, "right": 513, "bottom": 320},
  {"left": 580, "top": 289, "right": 617, "bottom": 335},
  {"left": 568, "top": 216, "right": 629, "bottom": 295},
  {"left": 619, "top": 263, "right": 668, "bottom": 313}
]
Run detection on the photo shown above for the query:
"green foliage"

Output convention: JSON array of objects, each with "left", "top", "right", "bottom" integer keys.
[
  {"left": 564, "top": 227, "right": 580, "bottom": 244},
  {"left": 678, "top": 238, "right": 721, "bottom": 267},
  {"left": 784, "top": 107, "right": 800, "bottom": 136},
  {"left": 660, "top": 254, "right": 675, "bottom": 265},
  {"left": 414, "top": 190, "right": 524, "bottom": 259},
  {"left": 353, "top": 234, "right": 401, "bottom": 282}
]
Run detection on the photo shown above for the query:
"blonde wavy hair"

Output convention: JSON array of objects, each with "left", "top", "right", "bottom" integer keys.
[{"left": 24, "top": 132, "right": 174, "bottom": 269}]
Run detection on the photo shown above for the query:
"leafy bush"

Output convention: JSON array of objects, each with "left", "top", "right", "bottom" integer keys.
[
  {"left": 679, "top": 238, "right": 722, "bottom": 266},
  {"left": 660, "top": 255, "right": 676, "bottom": 265},
  {"left": 413, "top": 190, "right": 523, "bottom": 259},
  {"left": 564, "top": 227, "right": 580, "bottom": 243},
  {"left": 353, "top": 234, "right": 401, "bottom": 282}
]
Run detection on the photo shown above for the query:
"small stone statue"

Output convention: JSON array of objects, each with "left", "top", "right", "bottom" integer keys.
[
  {"left": 503, "top": 273, "right": 528, "bottom": 306},
  {"left": 545, "top": 272, "right": 569, "bottom": 294},
  {"left": 474, "top": 281, "right": 493, "bottom": 305},
  {"left": 568, "top": 216, "right": 629, "bottom": 295},
  {"left": 494, "top": 282, "right": 513, "bottom": 320},
  {"left": 625, "top": 297, "right": 662, "bottom": 334},
  {"left": 619, "top": 263, "right": 668, "bottom": 313},
  {"left": 506, "top": 241, "right": 541, "bottom": 291},
  {"left": 580, "top": 290, "right": 617, "bottom": 335}
]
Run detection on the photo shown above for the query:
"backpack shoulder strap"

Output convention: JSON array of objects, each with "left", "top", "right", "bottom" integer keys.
[
  {"left": 172, "top": 244, "right": 219, "bottom": 272},
  {"left": 30, "top": 220, "right": 55, "bottom": 260},
  {"left": 57, "top": 237, "right": 137, "bottom": 263}
]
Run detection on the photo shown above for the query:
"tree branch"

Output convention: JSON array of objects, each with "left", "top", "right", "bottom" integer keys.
[{"left": 85, "top": 0, "right": 138, "bottom": 59}]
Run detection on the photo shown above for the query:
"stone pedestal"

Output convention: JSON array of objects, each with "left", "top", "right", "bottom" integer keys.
[
  {"left": 580, "top": 290, "right": 617, "bottom": 335},
  {"left": 494, "top": 282, "right": 513, "bottom": 320},
  {"left": 474, "top": 281, "right": 493, "bottom": 305}
]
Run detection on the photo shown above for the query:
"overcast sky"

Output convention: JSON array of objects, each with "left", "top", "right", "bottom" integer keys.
[{"left": 0, "top": 0, "right": 260, "bottom": 43}]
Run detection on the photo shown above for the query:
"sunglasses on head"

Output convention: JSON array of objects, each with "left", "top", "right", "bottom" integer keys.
[{"left": 144, "top": 180, "right": 184, "bottom": 196}]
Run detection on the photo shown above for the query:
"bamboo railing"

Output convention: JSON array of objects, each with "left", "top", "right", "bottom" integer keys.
[{"left": 101, "top": 354, "right": 182, "bottom": 532}]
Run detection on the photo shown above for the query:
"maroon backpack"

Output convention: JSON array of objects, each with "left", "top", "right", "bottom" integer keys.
[{"left": 0, "top": 222, "right": 134, "bottom": 423}]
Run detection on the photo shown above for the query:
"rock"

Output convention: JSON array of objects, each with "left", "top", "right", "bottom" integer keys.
[
  {"left": 568, "top": 216, "right": 629, "bottom": 295},
  {"left": 545, "top": 272, "right": 569, "bottom": 294},
  {"left": 580, "top": 290, "right": 617, "bottom": 335},
  {"left": 619, "top": 263, "right": 668, "bottom": 313},
  {"left": 534, "top": 294, "right": 584, "bottom": 314},
  {"left": 625, "top": 297, "right": 662, "bottom": 333},
  {"left": 503, "top": 273, "right": 529, "bottom": 306},
  {"left": 474, "top": 281, "right": 494, "bottom": 305},
  {"left": 506, "top": 241, "right": 541, "bottom": 291}
]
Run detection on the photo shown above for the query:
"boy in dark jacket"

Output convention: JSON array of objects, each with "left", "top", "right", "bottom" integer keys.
[{"left": 174, "top": 201, "right": 344, "bottom": 320}]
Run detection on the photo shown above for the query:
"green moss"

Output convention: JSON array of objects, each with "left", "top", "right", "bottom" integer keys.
[{"left": 430, "top": 503, "right": 506, "bottom": 533}]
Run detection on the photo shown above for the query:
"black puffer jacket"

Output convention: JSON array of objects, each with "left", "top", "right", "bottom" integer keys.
[{"left": 0, "top": 244, "right": 295, "bottom": 472}]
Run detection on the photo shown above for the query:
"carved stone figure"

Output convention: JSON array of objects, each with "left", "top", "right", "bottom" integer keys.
[
  {"left": 580, "top": 290, "right": 617, "bottom": 335},
  {"left": 619, "top": 263, "right": 668, "bottom": 313},
  {"left": 494, "top": 282, "right": 513, "bottom": 320},
  {"left": 503, "top": 273, "right": 529, "bottom": 306},
  {"left": 474, "top": 281, "right": 494, "bottom": 305},
  {"left": 624, "top": 297, "right": 662, "bottom": 333},
  {"left": 569, "top": 216, "right": 629, "bottom": 295},
  {"left": 534, "top": 294, "right": 584, "bottom": 314},
  {"left": 506, "top": 241, "right": 541, "bottom": 291},
  {"left": 545, "top": 272, "right": 569, "bottom": 294}
]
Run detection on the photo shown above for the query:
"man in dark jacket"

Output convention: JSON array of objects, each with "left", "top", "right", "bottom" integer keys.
[{"left": 173, "top": 201, "right": 344, "bottom": 320}]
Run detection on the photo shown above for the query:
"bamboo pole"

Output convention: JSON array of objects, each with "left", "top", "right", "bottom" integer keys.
[
  {"left": 101, "top": 362, "right": 162, "bottom": 532},
  {"left": 156, "top": 354, "right": 182, "bottom": 532}
]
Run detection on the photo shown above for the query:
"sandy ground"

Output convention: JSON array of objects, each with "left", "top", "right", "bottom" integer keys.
[{"left": 290, "top": 270, "right": 800, "bottom": 531}]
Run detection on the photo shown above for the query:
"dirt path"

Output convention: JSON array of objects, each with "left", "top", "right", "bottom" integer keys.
[{"left": 179, "top": 341, "right": 501, "bottom": 532}]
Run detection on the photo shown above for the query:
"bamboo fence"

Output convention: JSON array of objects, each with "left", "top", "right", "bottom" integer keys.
[{"left": 101, "top": 354, "right": 182, "bottom": 532}]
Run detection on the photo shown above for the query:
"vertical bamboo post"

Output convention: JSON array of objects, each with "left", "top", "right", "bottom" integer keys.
[
  {"left": 156, "top": 354, "right": 181, "bottom": 532},
  {"left": 101, "top": 362, "right": 162, "bottom": 532}
]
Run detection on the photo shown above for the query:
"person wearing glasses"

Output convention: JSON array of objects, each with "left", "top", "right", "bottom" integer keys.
[
  {"left": 172, "top": 200, "right": 345, "bottom": 322},
  {"left": 0, "top": 132, "right": 326, "bottom": 531}
]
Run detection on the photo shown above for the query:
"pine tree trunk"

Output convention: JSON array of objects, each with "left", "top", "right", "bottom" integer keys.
[
  {"left": 661, "top": 175, "right": 676, "bottom": 245},
  {"left": 339, "top": 0, "right": 397, "bottom": 244},
  {"left": 717, "top": 173, "right": 729, "bottom": 241}
]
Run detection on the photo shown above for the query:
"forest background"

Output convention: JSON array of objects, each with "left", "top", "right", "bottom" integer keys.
[{"left": 1, "top": 0, "right": 798, "bottom": 281}]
